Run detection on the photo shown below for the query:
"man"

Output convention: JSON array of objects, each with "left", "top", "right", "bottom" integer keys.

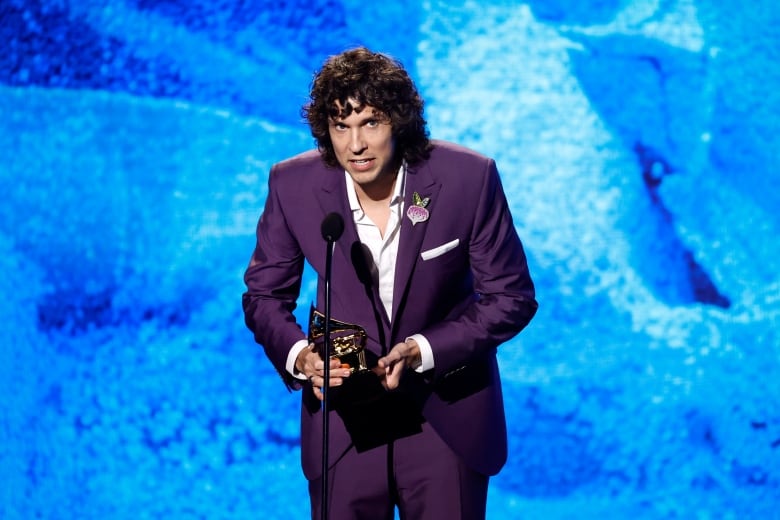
[{"left": 242, "top": 47, "right": 537, "bottom": 519}]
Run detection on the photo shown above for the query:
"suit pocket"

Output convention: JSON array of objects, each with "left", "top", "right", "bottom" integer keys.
[
  {"left": 434, "top": 354, "right": 494, "bottom": 403},
  {"left": 420, "top": 238, "right": 460, "bottom": 261}
]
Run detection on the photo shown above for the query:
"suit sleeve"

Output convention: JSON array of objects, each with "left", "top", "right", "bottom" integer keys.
[
  {"left": 242, "top": 165, "right": 307, "bottom": 390},
  {"left": 422, "top": 158, "right": 538, "bottom": 378}
]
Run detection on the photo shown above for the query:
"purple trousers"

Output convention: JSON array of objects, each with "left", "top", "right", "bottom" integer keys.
[{"left": 307, "top": 422, "right": 489, "bottom": 520}]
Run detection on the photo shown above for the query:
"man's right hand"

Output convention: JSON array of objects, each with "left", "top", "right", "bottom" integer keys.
[{"left": 296, "top": 345, "right": 352, "bottom": 401}]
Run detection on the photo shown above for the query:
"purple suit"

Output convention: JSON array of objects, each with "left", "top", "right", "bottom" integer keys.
[{"left": 243, "top": 140, "right": 537, "bottom": 482}]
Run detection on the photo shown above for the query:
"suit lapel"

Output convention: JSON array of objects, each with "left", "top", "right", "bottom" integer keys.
[
  {"left": 391, "top": 159, "right": 441, "bottom": 323},
  {"left": 312, "top": 167, "right": 359, "bottom": 269},
  {"left": 312, "top": 167, "right": 386, "bottom": 332},
  {"left": 312, "top": 160, "right": 443, "bottom": 339}
]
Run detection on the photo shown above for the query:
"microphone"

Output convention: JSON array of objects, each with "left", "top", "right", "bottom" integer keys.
[
  {"left": 319, "top": 211, "right": 343, "bottom": 520},
  {"left": 321, "top": 212, "right": 344, "bottom": 242}
]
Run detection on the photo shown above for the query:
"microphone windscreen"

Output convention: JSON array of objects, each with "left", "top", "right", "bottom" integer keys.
[{"left": 321, "top": 212, "right": 345, "bottom": 242}]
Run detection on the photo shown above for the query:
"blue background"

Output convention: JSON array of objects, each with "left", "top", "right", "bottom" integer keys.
[{"left": 2, "top": 0, "right": 779, "bottom": 518}]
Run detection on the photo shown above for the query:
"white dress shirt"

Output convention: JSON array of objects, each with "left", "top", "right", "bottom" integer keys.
[{"left": 285, "top": 164, "right": 434, "bottom": 378}]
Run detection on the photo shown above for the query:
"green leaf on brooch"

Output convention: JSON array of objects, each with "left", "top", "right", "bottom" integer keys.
[{"left": 412, "top": 191, "right": 430, "bottom": 208}]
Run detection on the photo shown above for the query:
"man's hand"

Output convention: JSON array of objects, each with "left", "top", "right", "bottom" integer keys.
[
  {"left": 376, "top": 339, "right": 422, "bottom": 390},
  {"left": 295, "top": 344, "right": 351, "bottom": 401}
]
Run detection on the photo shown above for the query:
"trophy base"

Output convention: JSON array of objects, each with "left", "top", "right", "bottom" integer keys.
[{"left": 333, "top": 371, "right": 424, "bottom": 452}]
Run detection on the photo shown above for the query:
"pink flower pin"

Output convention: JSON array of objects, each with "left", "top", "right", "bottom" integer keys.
[{"left": 406, "top": 192, "right": 430, "bottom": 226}]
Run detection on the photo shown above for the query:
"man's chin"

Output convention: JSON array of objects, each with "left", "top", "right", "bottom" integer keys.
[{"left": 347, "top": 170, "right": 377, "bottom": 185}]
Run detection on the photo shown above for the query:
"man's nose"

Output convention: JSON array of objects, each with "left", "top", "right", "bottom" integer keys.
[{"left": 348, "top": 129, "right": 366, "bottom": 153}]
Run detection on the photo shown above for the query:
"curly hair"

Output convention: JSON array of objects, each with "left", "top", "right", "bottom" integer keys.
[{"left": 302, "top": 47, "right": 431, "bottom": 168}]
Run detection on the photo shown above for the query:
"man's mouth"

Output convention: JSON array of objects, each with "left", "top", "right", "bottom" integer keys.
[{"left": 350, "top": 158, "right": 375, "bottom": 171}]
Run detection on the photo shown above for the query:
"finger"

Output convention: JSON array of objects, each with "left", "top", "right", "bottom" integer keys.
[
  {"left": 389, "top": 360, "right": 403, "bottom": 378},
  {"left": 310, "top": 371, "right": 350, "bottom": 389},
  {"left": 377, "top": 353, "right": 397, "bottom": 368},
  {"left": 384, "top": 361, "right": 404, "bottom": 389},
  {"left": 379, "top": 342, "right": 408, "bottom": 367},
  {"left": 321, "top": 366, "right": 352, "bottom": 380},
  {"left": 384, "top": 371, "right": 400, "bottom": 390},
  {"left": 308, "top": 375, "right": 321, "bottom": 398}
]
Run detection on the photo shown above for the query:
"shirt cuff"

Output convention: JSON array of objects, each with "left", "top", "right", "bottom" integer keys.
[
  {"left": 408, "top": 333, "right": 434, "bottom": 373},
  {"left": 286, "top": 339, "right": 311, "bottom": 380}
]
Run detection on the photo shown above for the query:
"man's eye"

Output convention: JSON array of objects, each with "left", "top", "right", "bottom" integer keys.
[{"left": 366, "top": 120, "right": 378, "bottom": 127}]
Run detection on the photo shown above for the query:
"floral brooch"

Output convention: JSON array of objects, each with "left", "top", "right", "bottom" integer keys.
[{"left": 406, "top": 192, "right": 430, "bottom": 226}]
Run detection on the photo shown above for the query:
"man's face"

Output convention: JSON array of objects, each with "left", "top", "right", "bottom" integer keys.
[{"left": 328, "top": 100, "right": 398, "bottom": 198}]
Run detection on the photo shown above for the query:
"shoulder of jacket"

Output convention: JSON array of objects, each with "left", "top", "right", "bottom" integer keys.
[
  {"left": 428, "top": 140, "right": 492, "bottom": 165},
  {"left": 269, "top": 150, "right": 339, "bottom": 189},
  {"left": 425, "top": 140, "right": 495, "bottom": 176},
  {"left": 274, "top": 149, "right": 326, "bottom": 171},
  {"left": 416, "top": 141, "right": 500, "bottom": 195}
]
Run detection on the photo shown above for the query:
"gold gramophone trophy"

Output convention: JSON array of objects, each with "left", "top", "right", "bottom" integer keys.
[{"left": 307, "top": 306, "right": 368, "bottom": 373}]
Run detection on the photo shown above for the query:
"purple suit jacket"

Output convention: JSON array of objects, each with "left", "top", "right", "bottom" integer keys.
[{"left": 243, "top": 140, "right": 537, "bottom": 480}]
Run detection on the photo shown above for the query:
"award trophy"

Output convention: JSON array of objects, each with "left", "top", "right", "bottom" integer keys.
[
  {"left": 307, "top": 306, "right": 368, "bottom": 373},
  {"left": 307, "top": 306, "right": 422, "bottom": 453}
]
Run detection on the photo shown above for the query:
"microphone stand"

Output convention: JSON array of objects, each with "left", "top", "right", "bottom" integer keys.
[
  {"left": 319, "top": 212, "right": 343, "bottom": 520},
  {"left": 321, "top": 237, "right": 334, "bottom": 520}
]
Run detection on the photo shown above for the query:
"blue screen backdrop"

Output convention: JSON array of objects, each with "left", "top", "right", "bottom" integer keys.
[{"left": 2, "top": 0, "right": 779, "bottom": 518}]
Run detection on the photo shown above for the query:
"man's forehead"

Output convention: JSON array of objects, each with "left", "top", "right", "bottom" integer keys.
[
  {"left": 334, "top": 98, "right": 372, "bottom": 111},
  {"left": 331, "top": 100, "right": 382, "bottom": 120}
]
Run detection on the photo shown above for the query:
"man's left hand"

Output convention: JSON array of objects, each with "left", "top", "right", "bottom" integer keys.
[{"left": 376, "top": 339, "right": 422, "bottom": 390}]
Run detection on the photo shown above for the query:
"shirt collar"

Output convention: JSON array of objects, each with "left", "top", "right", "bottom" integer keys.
[{"left": 344, "top": 163, "right": 406, "bottom": 218}]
